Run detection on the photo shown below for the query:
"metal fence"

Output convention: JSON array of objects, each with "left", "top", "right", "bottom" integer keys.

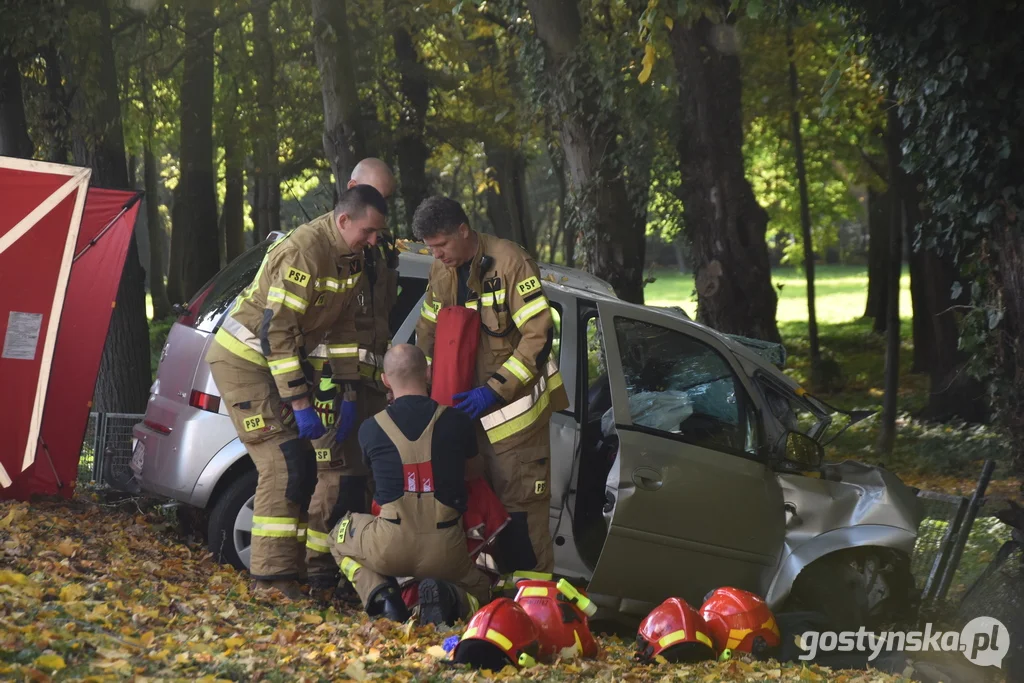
[{"left": 77, "top": 412, "right": 145, "bottom": 491}]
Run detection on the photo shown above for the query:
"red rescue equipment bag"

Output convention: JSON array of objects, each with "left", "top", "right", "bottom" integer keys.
[{"left": 430, "top": 305, "right": 480, "bottom": 406}]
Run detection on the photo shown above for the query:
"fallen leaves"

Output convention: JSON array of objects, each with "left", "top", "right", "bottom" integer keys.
[
  {"left": 32, "top": 653, "right": 65, "bottom": 671},
  {"left": 59, "top": 582, "right": 88, "bottom": 602}
]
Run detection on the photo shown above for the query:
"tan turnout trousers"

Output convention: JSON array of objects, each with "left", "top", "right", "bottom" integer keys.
[{"left": 327, "top": 406, "right": 491, "bottom": 612}]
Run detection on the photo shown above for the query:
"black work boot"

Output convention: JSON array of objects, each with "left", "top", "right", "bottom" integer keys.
[
  {"left": 366, "top": 581, "right": 411, "bottom": 623},
  {"left": 418, "top": 579, "right": 462, "bottom": 626}
]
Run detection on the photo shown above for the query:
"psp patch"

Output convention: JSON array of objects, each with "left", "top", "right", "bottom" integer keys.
[
  {"left": 315, "top": 449, "right": 331, "bottom": 462},
  {"left": 337, "top": 517, "right": 351, "bottom": 543},
  {"left": 285, "top": 267, "right": 311, "bottom": 286},
  {"left": 516, "top": 276, "right": 541, "bottom": 297},
  {"left": 534, "top": 480, "right": 547, "bottom": 495},
  {"left": 243, "top": 415, "right": 265, "bottom": 432}
]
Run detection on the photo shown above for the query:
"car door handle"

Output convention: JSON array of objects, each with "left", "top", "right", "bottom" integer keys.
[{"left": 632, "top": 467, "right": 663, "bottom": 491}]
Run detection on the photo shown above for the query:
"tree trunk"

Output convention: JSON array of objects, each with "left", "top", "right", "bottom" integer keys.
[
  {"left": 168, "top": 5, "right": 219, "bottom": 303},
  {"left": 670, "top": 13, "right": 780, "bottom": 342},
  {"left": 252, "top": 1, "right": 280, "bottom": 239},
  {"left": 67, "top": 0, "right": 150, "bottom": 413},
  {"left": 42, "top": 45, "right": 69, "bottom": 163},
  {"left": 787, "top": 25, "right": 819, "bottom": 366},
  {"left": 877, "top": 95, "right": 903, "bottom": 455},
  {"left": 907, "top": 228, "right": 930, "bottom": 373},
  {"left": 144, "top": 139, "right": 171, "bottom": 320},
  {"left": 0, "top": 56, "right": 34, "bottom": 158},
  {"left": 484, "top": 144, "right": 535, "bottom": 255},
  {"left": 393, "top": 27, "right": 429, "bottom": 233},
  {"left": 549, "top": 148, "right": 574, "bottom": 267},
  {"left": 994, "top": 221, "right": 1024, "bottom": 472},
  {"left": 223, "top": 112, "right": 246, "bottom": 263},
  {"left": 865, "top": 186, "right": 890, "bottom": 330},
  {"left": 311, "top": 0, "right": 367, "bottom": 198},
  {"left": 526, "top": 0, "right": 646, "bottom": 303}
]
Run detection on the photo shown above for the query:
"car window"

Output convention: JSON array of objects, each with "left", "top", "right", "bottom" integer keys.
[
  {"left": 194, "top": 239, "right": 274, "bottom": 329},
  {"left": 613, "top": 317, "right": 753, "bottom": 455},
  {"left": 760, "top": 379, "right": 826, "bottom": 441},
  {"left": 550, "top": 302, "right": 562, "bottom": 366},
  {"left": 584, "top": 315, "right": 611, "bottom": 422}
]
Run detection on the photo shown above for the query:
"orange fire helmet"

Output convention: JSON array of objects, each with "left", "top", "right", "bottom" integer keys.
[
  {"left": 699, "top": 587, "right": 781, "bottom": 658},
  {"left": 636, "top": 597, "right": 716, "bottom": 663},
  {"left": 453, "top": 598, "right": 541, "bottom": 671},
  {"left": 513, "top": 580, "right": 599, "bottom": 662}
]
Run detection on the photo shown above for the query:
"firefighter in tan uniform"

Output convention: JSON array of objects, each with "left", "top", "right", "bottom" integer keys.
[
  {"left": 205, "top": 185, "right": 388, "bottom": 600},
  {"left": 412, "top": 196, "right": 567, "bottom": 574},
  {"left": 304, "top": 160, "right": 400, "bottom": 592},
  {"left": 327, "top": 345, "right": 492, "bottom": 624}
]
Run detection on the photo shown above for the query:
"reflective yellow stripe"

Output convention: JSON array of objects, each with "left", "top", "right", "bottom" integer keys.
[
  {"left": 420, "top": 300, "right": 438, "bottom": 322},
  {"left": 328, "top": 344, "right": 358, "bottom": 358},
  {"left": 658, "top": 629, "right": 688, "bottom": 648},
  {"left": 464, "top": 627, "right": 479, "bottom": 639},
  {"left": 519, "top": 586, "right": 549, "bottom": 597},
  {"left": 267, "top": 287, "right": 309, "bottom": 313},
  {"left": 306, "top": 529, "right": 331, "bottom": 554},
  {"left": 340, "top": 557, "right": 361, "bottom": 582},
  {"left": 315, "top": 277, "right": 340, "bottom": 292},
  {"left": 425, "top": 356, "right": 432, "bottom": 366},
  {"left": 481, "top": 367, "right": 564, "bottom": 443},
  {"left": 480, "top": 290, "right": 506, "bottom": 307},
  {"left": 358, "top": 348, "right": 383, "bottom": 367},
  {"left": 502, "top": 356, "right": 533, "bottom": 384},
  {"left": 512, "top": 296, "right": 549, "bottom": 327},
  {"left": 343, "top": 273, "right": 362, "bottom": 290},
  {"left": 696, "top": 631, "right": 713, "bottom": 648},
  {"left": 512, "top": 570, "right": 553, "bottom": 582},
  {"left": 268, "top": 356, "right": 301, "bottom": 376},
  {"left": 252, "top": 515, "right": 298, "bottom": 538},
  {"left": 214, "top": 328, "right": 268, "bottom": 367},
  {"left": 465, "top": 299, "right": 479, "bottom": 310},
  {"left": 296, "top": 524, "right": 307, "bottom": 542},
  {"left": 485, "top": 629, "right": 513, "bottom": 651}
]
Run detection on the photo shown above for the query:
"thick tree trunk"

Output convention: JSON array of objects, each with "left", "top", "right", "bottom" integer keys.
[
  {"left": 144, "top": 140, "right": 171, "bottom": 320},
  {"left": 484, "top": 144, "right": 535, "bottom": 255},
  {"left": 877, "top": 97, "right": 903, "bottom": 455},
  {"left": 907, "top": 229, "right": 930, "bottom": 373},
  {"left": 393, "top": 27, "right": 429, "bottom": 233},
  {"left": 787, "top": 26, "right": 819, "bottom": 365},
  {"left": 526, "top": 0, "right": 646, "bottom": 303},
  {"left": 252, "top": 2, "right": 280, "bottom": 239},
  {"left": 994, "top": 222, "right": 1024, "bottom": 472},
  {"left": 0, "top": 56, "right": 34, "bottom": 158},
  {"left": 223, "top": 116, "right": 246, "bottom": 263},
  {"left": 168, "top": 6, "right": 219, "bottom": 302},
  {"left": 311, "top": 0, "right": 367, "bottom": 198},
  {"left": 865, "top": 187, "right": 890, "bottom": 330},
  {"left": 42, "top": 45, "right": 69, "bottom": 163},
  {"left": 670, "top": 13, "right": 780, "bottom": 341},
  {"left": 67, "top": 0, "right": 150, "bottom": 412},
  {"left": 549, "top": 148, "right": 574, "bottom": 267}
]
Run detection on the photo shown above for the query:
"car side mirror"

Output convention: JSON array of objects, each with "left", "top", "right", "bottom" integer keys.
[{"left": 782, "top": 431, "right": 824, "bottom": 470}]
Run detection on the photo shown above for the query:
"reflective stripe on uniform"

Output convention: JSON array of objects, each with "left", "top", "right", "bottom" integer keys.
[
  {"left": 268, "top": 356, "right": 301, "bottom": 376},
  {"left": 328, "top": 344, "right": 358, "bottom": 358},
  {"left": 252, "top": 515, "right": 298, "bottom": 538},
  {"left": 420, "top": 300, "right": 438, "bottom": 322},
  {"left": 306, "top": 529, "right": 331, "bottom": 554},
  {"left": 480, "top": 290, "right": 506, "bottom": 307},
  {"left": 308, "top": 343, "right": 328, "bottom": 359},
  {"left": 315, "top": 277, "right": 340, "bottom": 292},
  {"left": 296, "top": 523, "right": 307, "bottom": 543},
  {"left": 339, "top": 557, "right": 361, "bottom": 582},
  {"left": 214, "top": 328, "right": 268, "bottom": 367},
  {"left": 267, "top": 287, "right": 309, "bottom": 314},
  {"left": 220, "top": 316, "right": 265, "bottom": 354},
  {"left": 481, "top": 362, "right": 564, "bottom": 442},
  {"left": 358, "top": 348, "right": 383, "bottom": 367},
  {"left": 465, "top": 299, "right": 479, "bottom": 311},
  {"left": 512, "top": 295, "right": 549, "bottom": 327},
  {"left": 344, "top": 273, "right": 362, "bottom": 290},
  {"left": 502, "top": 356, "right": 533, "bottom": 384}
]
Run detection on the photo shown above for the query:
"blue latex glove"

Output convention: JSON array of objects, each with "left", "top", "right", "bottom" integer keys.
[
  {"left": 334, "top": 399, "right": 358, "bottom": 443},
  {"left": 443, "top": 635, "right": 461, "bottom": 654},
  {"left": 453, "top": 385, "right": 502, "bottom": 420},
  {"left": 294, "top": 406, "right": 327, "bottom": 440}
]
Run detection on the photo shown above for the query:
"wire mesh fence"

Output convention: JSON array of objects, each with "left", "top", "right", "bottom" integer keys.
[
  {"left": 77, "top": 412, "right": 101, "bottom": 482},
  {"left": 77, "top": 412, "right": 144, "bottom": 491}
]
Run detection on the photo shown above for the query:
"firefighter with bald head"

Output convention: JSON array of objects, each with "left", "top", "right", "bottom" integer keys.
[
  {"left": 327, "top": 344, "right": 493, "bottom": 624},
  {"left": 304, "top": 158, "right": 403, "bottom": 596},
  {"left": 206, "top": 185, "right": 388, "bottom": 600},
  {"left": 412, "top": 196, "right": 568, "bottom": 575}
]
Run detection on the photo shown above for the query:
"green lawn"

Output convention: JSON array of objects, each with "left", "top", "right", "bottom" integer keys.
[{"left": 644, "top": 264, "right": 913, "bottom": 324}]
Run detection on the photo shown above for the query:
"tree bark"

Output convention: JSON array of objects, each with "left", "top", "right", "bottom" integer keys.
[
  {"left": 311, "top": 0, "right": 367, "bottom": 199},
  {"left": 0, "top": 55, "right": 34, "bottom": 158},
  {"left": 877, "top": 95, "right": 903, "bottom": 455},
  {"left": 168, "top": 5, "right": 219, "bottom": 303},
  {"left": 484, "top": 144, "right": 535, "bottom": 255},
  {"left": 393, "top": 27, "right": 429, "bottom": 233},
  {"left": 994, "top": 221, "right": 1024, "bottom": 472},
  {"left": 864, "top": 186, "right": 890, "bottom": 330},
  {"left": 67, "top": 0, "right": 150, "bottom": 413},
  {"left": 223, "top": 108, "right": 246, "bottom": 263},
  {"left": 143, "top": 139, "right": 171, "bottom": 320},
  {"left": 907, "top": 226, "right": 930, "bottom": 373},
  {"left": 252, "top": 1, "right": 280, "bottom": 240},
  {"left": 526, "top": 0, "right": 646, "bottom": 303},
  {"left": 670, "top": 12, "right": 780, "bottom": 341},
  {"left": 42, "top": 45, "right": 69, "bottom": 163},
  {"left": 787, "top": 25, "right": 819, "bottom": 365}
]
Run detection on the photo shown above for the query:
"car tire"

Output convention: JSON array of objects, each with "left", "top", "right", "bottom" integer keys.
[
  {"left": 207, "top": 468, "right": 257, "bottom": 571},
  {"left": 785, "top": 549, "right": 916, "bottom": 631}
]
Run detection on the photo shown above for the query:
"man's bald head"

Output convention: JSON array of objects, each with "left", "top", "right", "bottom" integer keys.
[
  {"left": 348, "top": 158, "right": 396, "bottom": 199},
  {"left": 381, "top": 344, "right": 429, "bottom": 396}
]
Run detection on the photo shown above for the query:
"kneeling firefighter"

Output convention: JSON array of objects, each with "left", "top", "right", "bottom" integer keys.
[
  {"left": 327, "top": 344, "right": 492, "bottom": 623},
  {"left": 413, "top": 196, "right": 569, "bottom": 574}
]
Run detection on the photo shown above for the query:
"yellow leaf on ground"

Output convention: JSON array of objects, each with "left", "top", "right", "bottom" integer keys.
[
  {"left": 34, "top": 654, "right": 66, "bottom": 670},
  {"left": 426, "top": 645, "right": 448, "bottom": 658},
  {"left": 60, "top": 583, "right": 87, "bottom": 602},
  {"left": 0, "top": 570, "right": 28, "bottom": 585},
  {"left": 345, "top": 659, "right": 367, "bottom": 681},
  {"left": 299, "top": 613, "right": 323, "bottom": 625},
  {"left": 0, "top": 506, "right": 25, "bottom": 529},
  {"left": 223, "top": 637, "right": 245, "bottom": 648},
  {"left": 140, "top": 631, "right": 155, "bottom": 646},
  {"left": 57, "top": 540, "right": 78, "bottom": 557}
]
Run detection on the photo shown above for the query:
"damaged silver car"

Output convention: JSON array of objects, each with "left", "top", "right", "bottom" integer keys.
[{"left": 132, "top": 235, "right": 922, "bottom": 629}]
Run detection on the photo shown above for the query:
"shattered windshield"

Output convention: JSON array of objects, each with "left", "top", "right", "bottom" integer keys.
[{"left": 759, "top": 377, "right": 832, "bottom": 441}]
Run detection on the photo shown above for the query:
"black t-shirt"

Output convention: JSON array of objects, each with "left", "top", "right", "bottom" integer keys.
[
  {"left": 456, "top": 260, "right": 473, "bottom": 306},
  {"left": 358, "top": 395, "right": 478, "bottom": 512}
]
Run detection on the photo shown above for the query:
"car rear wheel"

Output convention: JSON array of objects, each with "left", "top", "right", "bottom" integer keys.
[{"left": 207, "top": 468, "right": 257, "bottom": 571}]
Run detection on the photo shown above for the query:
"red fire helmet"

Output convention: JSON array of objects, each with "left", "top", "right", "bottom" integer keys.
[
  {"left": 453, "top": 598, "right": 541, "bottom": 671},
  {"left": 636, "top": 597, "right": 716, "bottom": 663},
  {"left": 699, "top": 587, "right": 781, "bottom": 657},
  {"left": 513, "top": 580, "right": 598, "bottom": 662}
]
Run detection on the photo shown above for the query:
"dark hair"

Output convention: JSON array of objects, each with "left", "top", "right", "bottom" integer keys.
[
  {"left": 336, "top": 184, "right": 388, "bottom": 219},
  {"left": 412, "top": 196, "right": 469, "bottom": 240}
]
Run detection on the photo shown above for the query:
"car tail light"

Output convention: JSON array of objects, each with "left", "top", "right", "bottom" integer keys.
[
  {"left": 143, "top": 419, "right": 172, "bottom": 435},
  {"left": 190, "top": 390, "right": 221, "bottom": 413}
]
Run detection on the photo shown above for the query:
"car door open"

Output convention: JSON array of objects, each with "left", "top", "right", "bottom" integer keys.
[{"left": 585, "top": 300, "right": 786, "bottom": 607}]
